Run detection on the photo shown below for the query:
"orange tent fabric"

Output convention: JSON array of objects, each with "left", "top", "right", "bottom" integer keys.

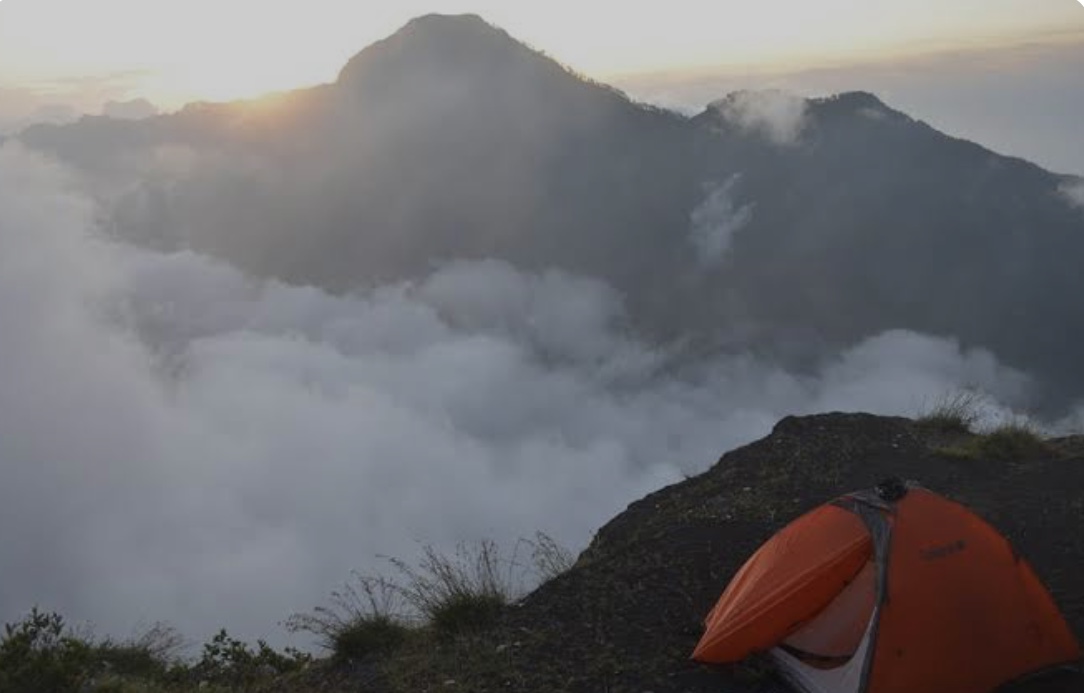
[
  {"left": 692, "top": 482, "right": 1081, "bottom": 693},
  {"left": 864, "top": 489, "right": 1079, "bottom": 693},
  {"left": 693, "top": 505, "right": 871, "bottom": 663}
]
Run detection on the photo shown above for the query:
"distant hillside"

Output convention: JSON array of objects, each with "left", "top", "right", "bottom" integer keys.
[
  {"left": 18, "top": 13, "right": 1084, "bottom": 409},
  {"left": 690, "top": 91, "right": 1084, "bottom": 411}
]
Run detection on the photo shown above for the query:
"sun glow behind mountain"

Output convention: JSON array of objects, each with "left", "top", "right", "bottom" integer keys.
[{"left": 0, "top": 0, "right": 1082, "bottom": 107}]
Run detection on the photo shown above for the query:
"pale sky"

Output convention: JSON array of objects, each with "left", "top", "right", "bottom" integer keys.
[{"left": 1, "top": 0, "right": 1083, "bottom": 108}]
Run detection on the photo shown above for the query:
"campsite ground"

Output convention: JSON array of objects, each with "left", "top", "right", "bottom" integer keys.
[{"left": 278, "top": 412, "right": 1084, "bottom": 693}]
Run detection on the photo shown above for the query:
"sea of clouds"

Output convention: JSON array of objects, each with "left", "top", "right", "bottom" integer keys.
[{"left": 0, "top": 142, "right": 1069, "bottom": 646}]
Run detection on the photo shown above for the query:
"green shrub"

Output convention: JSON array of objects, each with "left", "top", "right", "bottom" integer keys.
[
  {"left": 192, "top": 629, "right": 310, "bottom": 689},
  {"left": 0, "top": 607, "right": 94, "bottom": 693},
  {"left": 93, "top": 643, "right": 165, "bottom": 680},
  {"left": 93, "top": 622, "right": 185, "bottom": 680}
]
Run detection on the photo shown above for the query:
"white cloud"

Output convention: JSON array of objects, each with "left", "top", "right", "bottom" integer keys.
[
  {"left": 0, "top": 142, "right": 1048, "bottom": 647},
  {"left": 859, "top": 105, "right": 887, "bottom": 121},
  {"left": 688, "top": 175, "right": 754, "bottom": 265},
  {"left": 102, "top": 98, "right": 159, "bottom": 121},
  {"left": 1059, "top": 179, "right": 1084, "bottom": 211},
  {"left": 712, "top": 89, "right": 808, "bottom": 146}
]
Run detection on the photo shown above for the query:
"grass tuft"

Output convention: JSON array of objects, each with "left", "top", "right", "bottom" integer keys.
[
  {"left": 524, "top": 531, "right": 576, "bottom": 583},
  {"left": 291, "top": 534, "right": 575, "bottom": 652},
  {"left": 916, "top": 389, "right": 986, "bottom": 433},
  {"left": 387, "top": 540, "right": 514, "bottom": 637},
  {"left": 938, "top": 419, "right": 1053, "bottom": 461},
  {"left": 428, "top": 592, "right": 507, "bottom": 637},
  {"left": 286, "top": 573, "right": 413, "bottom": 662},
  {"left": 330, "top": 615, "right": 410, "bottom": 662}
]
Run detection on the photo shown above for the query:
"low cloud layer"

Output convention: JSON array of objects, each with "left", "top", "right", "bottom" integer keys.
[
  {"left": 102, "top": 98, "right": 160, "bottom": 121},
  {"left": 1060, "top": 179, "right": 1084, "bottom": 211},
  {"left": 712, "top": 90, "right": 808, "bottom": 146},
  {"left": 0, "top": 71, "right": 152, "bottom": 134},
  {"left": 0, "top": 89, "right": 81, "bottom": 133},
  {"left": 688, "top": 175, "right": 754, "bottom": 265},
  {"left": 0, "top": 143, "right": 1051, "bottom": 647}
]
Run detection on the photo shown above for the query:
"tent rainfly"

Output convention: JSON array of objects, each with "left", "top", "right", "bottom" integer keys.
[{"left": 692, "top": 479, "right": 1081, "bottom": 693}]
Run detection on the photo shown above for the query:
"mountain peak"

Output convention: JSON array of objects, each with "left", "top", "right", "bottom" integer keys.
[
  {"left": 336, "top": 13, "right": 530, "bottom": 89},
  {"left": 814, "top": 90, "right": 886, "bottom": 109},
  {"left": 402, "top": 12, "right": 493, "bottom": 32},
  {"left": 807, "top": 90, "right": 907, "bottom": 122}
]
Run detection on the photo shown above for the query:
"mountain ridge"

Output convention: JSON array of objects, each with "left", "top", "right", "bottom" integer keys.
[{"left": 16, "top": 13, "right": 1084, "bottom": 411}]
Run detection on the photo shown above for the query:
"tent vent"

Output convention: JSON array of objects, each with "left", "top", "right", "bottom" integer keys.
[{"left": 874, "top": 477, "right": 908, "bottom": 502}]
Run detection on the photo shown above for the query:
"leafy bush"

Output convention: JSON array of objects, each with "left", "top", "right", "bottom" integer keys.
[
  {"left": 0, "top": 607, "right": 94, "bottom": 693},
  {"left": 192, "top": 629, "right": 311, "bottom": 689},
  {"left": 93, "top": 622, "right": 185, "bottom": 680},
  {"left": 93, "top": 642, "right": 166, "bottom": 680},
  {"left": 0, "top": 611, "right": 312, "bottom": 692}
]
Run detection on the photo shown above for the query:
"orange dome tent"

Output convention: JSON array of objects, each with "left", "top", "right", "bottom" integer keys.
[{"left": 692, "top": 480, "right": 1080, "bottom": 693}]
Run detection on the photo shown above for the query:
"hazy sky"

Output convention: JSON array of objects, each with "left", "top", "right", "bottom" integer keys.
[
  {"left": 1, "top": 0, "right": 1082, "bottom": 105},
  {"left": 615, "top": 34, "right": 1084, "bottom": 175}
]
